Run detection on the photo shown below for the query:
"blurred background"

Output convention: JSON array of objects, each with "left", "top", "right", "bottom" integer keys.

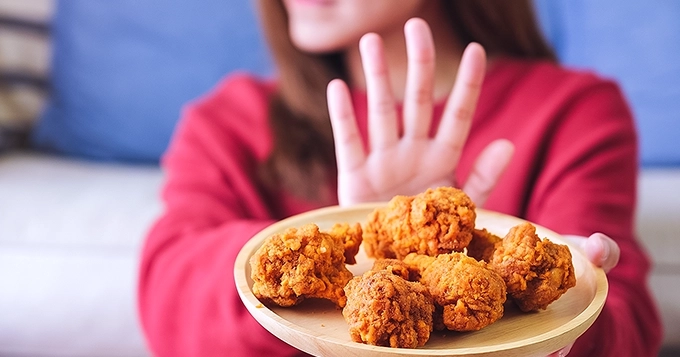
[{"left": 0, "top": 0, "right": 678, "bottom": 356}]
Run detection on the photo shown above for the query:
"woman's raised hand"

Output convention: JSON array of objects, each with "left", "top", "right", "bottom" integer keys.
[{"left": 327, "top": 18, "right": 514, "bottom": 206}]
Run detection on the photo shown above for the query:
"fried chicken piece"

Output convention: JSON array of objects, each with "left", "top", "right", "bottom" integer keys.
[
  {"left": 490, "top": 222, "right": 576, "bottom": 312},
  {"left": 250, "top": 223, "right": 354, "bottom": 307},
  {"left": 363, "top": 194, "right": 411, "bottom": 259},
  {"left": 466, "top": 228, "right": 502, "bottom": 262},
  {"left": 326, "top": 222, "right": 363, "bottom": 265},
  {"left": 401, "top": 253, "right": 436, "bottom": 272},
  {"left": 343, "top": 270, "right": 435, "bottom": 348},
  {"left": 371, "top": 258, "right": 421, "bottom": 281},
  {"left": 364, "top": 187, "right": 477, "bottom": 259},
  {"left": 403, "top": 252, "right": 506, "bottom": 331}
]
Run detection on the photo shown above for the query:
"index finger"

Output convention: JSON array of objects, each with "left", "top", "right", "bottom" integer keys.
[{"left": 327, "top": 78, "right": 366, "bottom": 174}]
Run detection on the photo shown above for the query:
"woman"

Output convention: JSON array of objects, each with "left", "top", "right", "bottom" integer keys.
[{"left": 138, "top": 1, "right": 662, "bottom": 356}]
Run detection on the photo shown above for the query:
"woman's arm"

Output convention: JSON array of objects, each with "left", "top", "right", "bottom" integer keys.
[
  {"left": 137, "top": 76, "right": 310, "bottom": 357},
  {"left": 527, "top": 80, "right": 663, "bottom": 356}
]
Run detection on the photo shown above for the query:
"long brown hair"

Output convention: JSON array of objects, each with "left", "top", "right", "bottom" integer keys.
[{"left": 255, "top": 0, "right": 555, "bottom": 203}]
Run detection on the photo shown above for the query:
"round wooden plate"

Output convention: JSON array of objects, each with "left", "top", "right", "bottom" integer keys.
[{"left": 234, "top": 204, "right": 608, "bottom": 357}]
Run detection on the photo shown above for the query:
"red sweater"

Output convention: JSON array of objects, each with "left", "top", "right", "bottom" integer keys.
[{"left": 138, "top": 58, "right": 662, "bottom": 356}]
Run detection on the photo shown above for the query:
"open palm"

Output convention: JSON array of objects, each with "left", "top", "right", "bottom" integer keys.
[{"left": 327, "top": 18, "right": 514, "bottom": 206}]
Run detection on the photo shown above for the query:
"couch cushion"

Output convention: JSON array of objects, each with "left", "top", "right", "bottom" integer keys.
[
  {"left": 0, "top": 245, "right": 151, "bottom": 357},
  {"left": 636, "top": 168, "right": 680, "bottom": 348},
  {"left": 0, "top": 152, "right": 161, "bottom": 356},
  {"left": 0, "top": 152, "right": 163, "bottom": 247},
  {"left": 31, "top": 0, "right": 271, "bottom": 162}
]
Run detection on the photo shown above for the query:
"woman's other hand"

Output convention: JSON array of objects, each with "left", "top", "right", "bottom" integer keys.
[
  {"left": 327, "top": 18, "right": 514, "bottom": 207},
  {"left": 562, "top": 232, "right": 621, "bottom": 273},
  {"left": 546, "top": 232, "right": 621, "bottom": 356}
]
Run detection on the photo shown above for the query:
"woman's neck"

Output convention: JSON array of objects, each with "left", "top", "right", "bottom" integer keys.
[{"left": 345, "top": 3, "right": 462, "bottom": 102}]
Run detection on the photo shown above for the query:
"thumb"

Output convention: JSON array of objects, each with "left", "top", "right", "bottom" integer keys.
[{"left": 562, "top": 233, "right": 620, "bottom": 273}]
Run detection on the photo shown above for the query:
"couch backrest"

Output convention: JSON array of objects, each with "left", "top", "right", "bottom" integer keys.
[
  {"left": 31, "top": 0, "right": 271, "bottom": 162},
  {"left": 28, "top": 0, "right": 680, "bottom": 166},
  {"left": 534, "top": 0, "right": 680, "bottom": 167}
]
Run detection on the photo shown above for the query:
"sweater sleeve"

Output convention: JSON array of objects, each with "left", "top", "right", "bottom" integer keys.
[
  {"left": 137, "top": 76, "right": 309, "bottom": 357},
  {"left": 526, "top": 78, "right": 663, "bottom": 356}
]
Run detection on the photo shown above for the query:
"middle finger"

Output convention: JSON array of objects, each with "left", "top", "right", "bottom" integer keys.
[
  {"left": 402, "top": 18, "right": 435, "bottom": 139},
  {"left": 360, "top": 33, "right": 400, "bottom": 150}
]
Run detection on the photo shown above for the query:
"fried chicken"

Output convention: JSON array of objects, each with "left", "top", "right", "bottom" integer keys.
[
  {"left": 371, "top": 258, "right": 421, "bottom": 281},
  {"left": 490, "top": 222, "right": 576, "bottom": 312},
  {"left": 326, "top": 222, "right": 363, "bottom": 265},
  {"left": 466, "top": 228, "right": 502, "bottom": 262},
  {"left": 364, "top": 187, "right": 476, "bottom": 259},
  {"left": 250, "top": 223, "right": 354, "bottom": 307},
  {"left": 343, "top": 270, "right": 435, "bottom": 348},
  {"left": 403, "top": 252, "right": 506, "bottom": 331},
  {"left": 363, "top": 194, "right": 411, "bottom": 259}
]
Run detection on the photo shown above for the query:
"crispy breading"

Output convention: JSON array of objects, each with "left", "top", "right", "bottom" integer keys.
[
  {"left": 404, "top": 252, "right": 507, "bottom": 331},
  {"left": 364, "top": 187, "right": 476, "bottom": 259},
  {"left": 467, "top": 228, "right": 502, "bottom": 262},
  {"left": 490, "top": 222, "right": 576, "bottom": 312},
  {"left": 326, "top": 222, "right": 363, "bottom": 265},
  {"left": 371, "top": 258, "right": 421, "bottom": 281},
  {"left": 343, "top": 270, "right": 435, "bottom": 348},
  {"left": 363, "top": 194, "right": 411, "bottom": 259},
  {"left": 250, "top": 223, "right": 354, "bottom": 307}
]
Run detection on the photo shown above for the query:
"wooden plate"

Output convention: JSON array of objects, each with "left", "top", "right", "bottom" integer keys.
[{"left": 234, "top": 204, "right": 608, "bottom": 357}]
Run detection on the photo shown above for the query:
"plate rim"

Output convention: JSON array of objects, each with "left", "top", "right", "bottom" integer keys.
[{"left": 234, "top": 203, "right": 609, "bottom": 357}]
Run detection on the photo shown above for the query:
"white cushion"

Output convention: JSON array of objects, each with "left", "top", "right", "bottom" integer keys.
[
  {"left": 636, "top": 168, "right": 680, "bottom": 348},
  {"left": 0, "top": 152, "right": 161, "bottom": 356}
]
